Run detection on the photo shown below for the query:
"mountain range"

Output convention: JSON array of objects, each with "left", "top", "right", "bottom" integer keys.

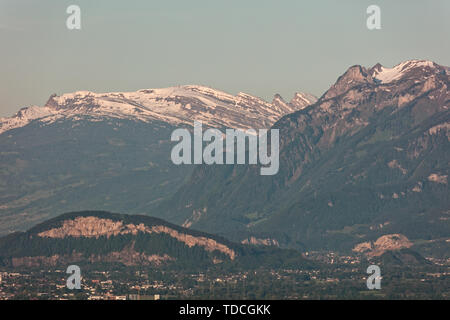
[
  {"left": 0, "top": 86, "right": 316, "bottom": 235},
  {"left": 0, "top": 59, "right": 448, "bottom": 259},
  {"left": 0, "top": 86, "right": 316, "bottom": 134},
  {"left": 153, "top": 60, "right": 450, "bottom": 255}
]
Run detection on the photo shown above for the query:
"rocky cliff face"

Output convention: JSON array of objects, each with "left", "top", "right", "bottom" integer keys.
[
  {"left": 241, "top": 237, "right": 280, "bottom": 247},
  {"left": 38, "top": 216, "right": 236, "bottom": 259},
  {"left": 353, "top": 234, "right": 413, "bottom": 257},
  {"left": 0, "top": 211, "right": 238, "bottom": 267}
]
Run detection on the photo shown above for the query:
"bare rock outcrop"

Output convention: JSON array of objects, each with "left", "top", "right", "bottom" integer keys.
[
  {"left": 241, "top": 237, "right": 279, "bottom": 247},
  {"left": 353, "top": 234, "right": 413, "bottom": 257},
  {"left": 38, "top": 216, "right": 236, "bottom": 260}
]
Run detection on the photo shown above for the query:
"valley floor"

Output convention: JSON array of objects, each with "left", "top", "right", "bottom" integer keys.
[{"left": 1, "top": 255, "right": 448, "bottom": 300}]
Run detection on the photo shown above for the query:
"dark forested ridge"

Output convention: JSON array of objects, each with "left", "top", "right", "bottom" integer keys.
[{"left": 0, "top": 211, "right": 315, "bottom": 270}]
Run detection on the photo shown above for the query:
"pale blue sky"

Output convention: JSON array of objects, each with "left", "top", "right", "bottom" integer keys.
[{"left": 0, "top": 0, "right": 449, "bottom": 116}]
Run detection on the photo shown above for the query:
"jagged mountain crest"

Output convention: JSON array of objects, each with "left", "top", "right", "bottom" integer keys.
[
  {"left": 0, "top": 85, "right": 317, "bottom": 135},
  {"left": 320, "top": 59, "right": 448, "bottom": 103},
  {"left": 290, "top": 92, "right": 318, "bottom": 109},
  {"left": 321, "top": 65, "right": 374, "bottom": 101},
  {"left": 369, "top": 60, "right": 446, "bottom": 83},
  {"left": 271, "top": 92, "right": 317, "bottom": 114}
]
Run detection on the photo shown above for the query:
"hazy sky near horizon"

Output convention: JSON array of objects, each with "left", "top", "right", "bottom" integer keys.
[{"left": 0, "top": 0, "right": 449, "bottom": 117}]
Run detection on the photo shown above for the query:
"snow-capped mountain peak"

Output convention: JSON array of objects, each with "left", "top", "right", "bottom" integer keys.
[
  {"left": 0, "top": 105, "right": 55, "bottom": 136},
  {"left": 0, "top": 85, "right": 316, "bottom": 135},
  {"left": 290, "top": 92, "right": 318, "bottom": 109},
  {"left": 370, "top": 60, "right": 439, "bottom": 83}
]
